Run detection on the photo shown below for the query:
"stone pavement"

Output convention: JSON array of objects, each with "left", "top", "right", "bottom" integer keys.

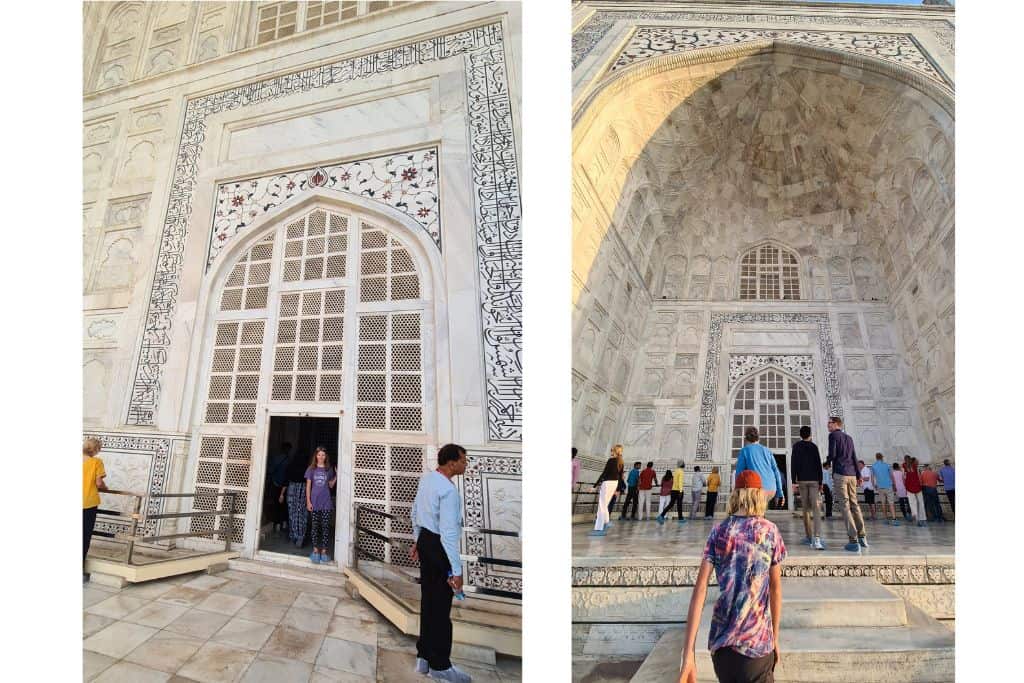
[{"left": 83, "top": 567, "right": 521, "bottom": 682}]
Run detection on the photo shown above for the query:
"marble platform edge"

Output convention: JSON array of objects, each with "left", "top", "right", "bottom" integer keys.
[{"left": 572, "top": 553, "right": 954, "bottom": 569}]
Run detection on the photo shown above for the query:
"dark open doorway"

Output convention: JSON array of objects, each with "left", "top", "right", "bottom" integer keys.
[
  {"left": 770, "top": 451, "right": 788, "bottom": 510},
  {"left": 260, "top": 416, "right": 339, "bottom": 558}
]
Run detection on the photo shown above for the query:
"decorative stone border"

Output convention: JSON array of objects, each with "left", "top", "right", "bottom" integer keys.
[
  {"left": 207, "top": 147, "right": 440, "bottom": 268},
  {"left": 696, "top": 313, "right": 840, "bottom": 461},
  {"left": 85, "top": 431, "right": 177, "bottom": 540},
  {"left": 126, "top": 23, "right": 522, "bottom": 444},
  {"left": 572, "top": 10, "right": 955, "bottom": 71},
  {"left": 728, "top": 354, "right": 814, "bottom": 392},
  {"left": 572, "top": 560, "right": 954, "bottom": 587},
  {"left": 462, "top": 452, "right": 523, "bottom": 595}
]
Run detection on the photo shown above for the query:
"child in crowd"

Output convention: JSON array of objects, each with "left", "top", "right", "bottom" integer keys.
[
  {"left": 892, "top": 463, "right": 911, "bottom": 522},
  {"left": 677, "top": 470, "right": 785, "bottom": 682},
  {"left": 305, "top": 446, "right": 337, "bottom": 563}
]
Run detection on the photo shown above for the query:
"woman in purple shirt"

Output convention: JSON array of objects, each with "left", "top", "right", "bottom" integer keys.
[{"left": 305, "top": 446, "right": 337, "bottom": 564}]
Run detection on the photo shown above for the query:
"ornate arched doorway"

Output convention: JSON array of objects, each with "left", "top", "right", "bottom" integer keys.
[
  {"left": 729, "top": 368, "right": 814, "bottom": 511},
  {"left": 184, "top": 194, "right": 442, "bottom": 568}
]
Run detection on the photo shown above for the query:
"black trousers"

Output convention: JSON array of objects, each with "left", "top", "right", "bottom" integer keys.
[
  {"left": 946, "top": 490, "right": 955, "bottom": 514},
  {"left": 822, "top": 485, "right": 833, "bottom": 517},
  {"left": 621, "top": 486, "right": 639, "bottom": 519},
  {"left": 660, "top": 490, "right": 684, "bottom": 519},
  {"left": 711, "top": 647, "right": 775, "bottom": 683},
  {"left": 923, "top": 486, "right": 945, "bottom": 521},
  {"left": 84, "top": 506, "right": 99, "bottom": 566},
  {"left": 416, "top": 529, "right": 454, "bottom": 671},
  {"left": 705, "top": 491, "right": 718, "bottom": 517}
]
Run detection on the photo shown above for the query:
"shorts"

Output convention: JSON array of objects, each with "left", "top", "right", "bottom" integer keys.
[
  {"left": 876, "top": 488, "right": 893, "bottom": 506},
  {"left": 863, "top": 489, "right": 875, "bottom": 504}
]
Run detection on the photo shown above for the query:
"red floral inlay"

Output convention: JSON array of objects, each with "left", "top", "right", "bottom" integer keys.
[
  {"left": 417, "top": 207, "right": 431, "bottom": 218},
  {"left": 402, "top": 168, "right": 418, "bottom": 181},
  {"left": 231, "top": 195, "right": 244, "bottom": 207}
]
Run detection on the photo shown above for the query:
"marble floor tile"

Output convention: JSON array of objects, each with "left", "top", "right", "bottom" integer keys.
[
  {"left": 325, "top": 615, "right": 377, "bottom": 645},
  {"left": 281, "top": 605, "right": 332, "bottom": 634},
  {"left": 165, "top": 607, "right": 233, "bottom": 639},
  {"left": 123, "top": 601, "right": 190, "bottom": 629},
  {"left": 83, "top": 620, "right": 159, "bottom": 659},
  {"left": 239, "top": 654, "right": 314, "bottom": 683},
  {"left": 217, "top": 579, "right": 265, "bottom": 599},
  {"left": 333, "top": 600, "right": 381, "bottom": 622},
  {"left": 375, "top": 648, "right": 422, "bottom": 683},
  {"left": 121, "top": 580, "right": 177, "bottom": 601},
  {"left": 92, "top": 661, "right": 172, "bottom": 683},
  {"left": 235, "top": 598, "right": 290, "bottom": 625},
  {"left": 83, "top": 650, "right": 117, "bottom": 681},
  {"left": 310, "top": 666, "right": 375, "bottom": 682},
  {"left": 195, "top": 591, "right": 250, "bottom": 616},
  {"left": 213, "top": 616, "right": 276, "bottom": 651},
  {"left": 294, "top": 591, "right": 340, "bottom": 614},
  {"left": 158, "top": 586, "right": 213, "bottom": 609},
  {"left": 572, "top": 658, "right": 643, "bottom": 683},
  {"left": 84, "top": 586, "right": 117, "bottom": 608},
  {"left": 257, "top": 584, "right": 299, "bottom": 606},
  {"left": 183, "top": 574, "right": 230, "bottom": 591},
  {"left": 124, "top": 630, "right": 205, "bottom": 674},
  {"left": 85, "top": 594, "right": 150, "bottom": 620},
  {"left": 262, "top": 625, "right": 325, "bottom": 664},
  {"left": 84, "top": 613, "right": 117, "bottom": 639},
  {"left": 176, "top": 641, "right": 256, "bottom": 683},
  {"left": 316, "top": 637, "right": 377, "bottom": 678}
]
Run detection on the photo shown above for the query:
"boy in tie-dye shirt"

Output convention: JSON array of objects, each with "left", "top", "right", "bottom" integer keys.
[{"left": 678, "top": 470, "right": 786, "bottom": 682}]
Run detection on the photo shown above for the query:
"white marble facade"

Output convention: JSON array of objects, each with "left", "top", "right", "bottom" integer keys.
[
  {"left": 83, "top": 1, "right": 522, "bottom": 598},
  {"left": 571, "top": 1, "right": 954, "bottom": 489}
]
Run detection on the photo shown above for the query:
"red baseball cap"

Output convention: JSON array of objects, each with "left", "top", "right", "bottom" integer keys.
[{"left": 735, "top": 470, "right": 762, "bottom": 490}]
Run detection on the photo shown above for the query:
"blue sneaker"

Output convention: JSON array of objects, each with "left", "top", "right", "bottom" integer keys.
[
  {"left": 319, "top": 554, "right": 331, "bottom": 563},
  {"left": 656, "top": 516, "right": 665, "bottom": 525},
  {"left": 606, "top": 521, "right": 613, "bottom": 529},
  {"left": 844, "top": 542, "right": 861, "bottom": 553},
  {"left": 589, "top": 529, "right": 606, "bottom": 537},
  {"left": 917, "top": 521, "right": 926, "bottom": 527},
  {"left": 677, "top": 518, "right": 686, "bottom": 524},
  {"left": 309, "top": 552, "right": 321, "bottom": 564},
  {"left": 892, "top": 520, "right": 900, "bottom": 527},
  {"left": 801, "top": 537, "right": 813, "bottom": 546},
  {"left": 858, "top": 536, "right": 869, "bottom": 549}
]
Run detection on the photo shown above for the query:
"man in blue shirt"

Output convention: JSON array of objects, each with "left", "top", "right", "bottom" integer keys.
[
  {"left": 621, "top": 461, "right": 642, "bottom": 520},
  {"left": 939, "top": 459, "right": 955, "bottom": 515},
  {"left": 826, "top": 416, "right": 868, "bottom": 552},
  {"left": 410, "top": 444, "right": 471, "bottom": 682},
  {"left": 870, "top": 452, "right": 899, "bottom": 526},
  {"left": 734, "top": 426, "right": 784, "bottom": 507}
]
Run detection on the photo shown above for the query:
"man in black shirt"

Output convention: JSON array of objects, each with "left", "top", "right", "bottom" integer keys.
[{"left": 792, "top": 425, "right": 825, "bottom": 550}]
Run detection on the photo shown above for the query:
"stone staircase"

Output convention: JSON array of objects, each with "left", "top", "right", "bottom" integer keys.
[{"left": 629, "top": 578, "right": 954, "bottom": 682}]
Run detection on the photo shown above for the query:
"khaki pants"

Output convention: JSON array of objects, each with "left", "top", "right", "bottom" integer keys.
[
  {"left": 798, "top": 482, "right": 821, "bottom": 539},
  {"left": 833, "top": 473, "right": 866, "bottom": 541},
  {"left": 638, "top": 489, "right": 652, "bottom": 519},
  {"left": 876, "top": 488, "right": 895, "bottom": 517}
]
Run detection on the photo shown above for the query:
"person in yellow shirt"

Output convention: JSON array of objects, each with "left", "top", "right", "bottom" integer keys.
[
  {"left": 705, "top": 466, "right": 721, "bottom": 519},
  {"left": 657, "top": 461, "right": 687, "bottom": 525},
  {"left": 83, "top": 437, "right": 108, "bottom": 583}
]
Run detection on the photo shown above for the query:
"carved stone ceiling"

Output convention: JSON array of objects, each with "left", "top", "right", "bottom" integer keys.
[{"left": 627, "top": 54, "right": 953, "bottom": 284}]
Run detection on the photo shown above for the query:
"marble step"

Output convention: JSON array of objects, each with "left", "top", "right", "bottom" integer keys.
[{"left": 630, "top": 602, "right": 954, "bottom": 682}]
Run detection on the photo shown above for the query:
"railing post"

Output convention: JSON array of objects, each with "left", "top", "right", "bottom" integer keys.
[
  {"left": 125, "top": 495, "right": 142, "bottom": 565},
  {"left": 223, "top": 492, "right": 235, "bottom": 552}
]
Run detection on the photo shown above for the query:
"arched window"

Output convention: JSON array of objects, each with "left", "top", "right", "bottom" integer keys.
[
  {"left": 92, "top": 3, "right": 147, "bottom": 90},
  {"left": 739, "top": 244, "right": 800, "bottom": 300},
  {"left": 730, "top": 370, "right": 812, "bottom": 459}
]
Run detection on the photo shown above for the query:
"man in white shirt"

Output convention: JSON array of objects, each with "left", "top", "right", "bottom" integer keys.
[
  {"left": 689, "top": 466, "right": 707, "bottom": 519},
  {"left": 858, "top": 459, "right": 876, "bottom": 521},
  {"left": 410, "top": 444, "right": 472, "bottom": 682}
]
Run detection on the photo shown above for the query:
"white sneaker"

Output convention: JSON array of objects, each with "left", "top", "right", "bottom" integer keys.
[
  {"left": 813, "top": 537, "right": 825, "bottom": 550},
  {"left": 415, "top": 657, "right": 429, "bottom": 674},
  {"left": 428, "top": 664, "right": 472, "bottom": 682}
]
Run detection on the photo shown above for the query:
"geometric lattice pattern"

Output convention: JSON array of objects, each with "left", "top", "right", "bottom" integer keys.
[
  {"left": 204, "top": 320, "right": 265, "bottom": 424},
  {"left": 256, "top": 2, "right": 298, "bottom": 45},
  {"left": 281, "top": 209, "right": 348, "bottom": 283},
  {"left": 220, "top": 235, "right": 274, "bottom": 311},
  {"left": 306, "top": 1, "right": 358, "bottom": 30},
  {"left": 740, "top": 244, "right": 800, "bottom": 301},
  {"left": 731, "top": 370, "right": 813, "bottom": 459},
  {"left": 353, "top": 442, "right": 424, "bottom": 567},
  {"left": 189, "top": 435, "right": 252, "bottom": 544},
  {"left": 271, "top": 289, "right": 345, "bottom": 402},
  {"left": 360, "top": 224, "right": 420, "bottom": 302},
  {"left": 355, "top": 312, "right": 423, "bottom": 431}
]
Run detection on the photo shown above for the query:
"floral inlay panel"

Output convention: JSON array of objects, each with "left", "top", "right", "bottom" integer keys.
[
  {"left": 729, "top": 354, "right": 814, "bottom": 391},
  {"left": 208, "top": 148, "right": 439, "bottom": 268}
]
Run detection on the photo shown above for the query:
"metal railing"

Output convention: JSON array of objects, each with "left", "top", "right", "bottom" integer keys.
[
  {"left": 92, "top": 489, "right": 238, "bottom": 566},
  {"left": 572, "top": 482, "right": 719, "bottom": 517},
  {"left": 353, "top": 504, "right": 522, "bottom": 601}
]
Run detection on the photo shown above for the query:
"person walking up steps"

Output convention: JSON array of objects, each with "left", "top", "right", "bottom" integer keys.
[
  {"left": 657, "top": 461, "right": 687, "bottom": 524},
  {"left": 735, "top": 427, "right": 784, "bottom": 509},
  {"left": 826, "top": 416, "right": 868, "bottom": 553},
  {"left": 638, "top": 461, "right": 656, "bottom": 520},
  {"left": 791, "top": 425, "right": 825, "bottom": 550},
  {"left": 591, "top": 449, "right": 624, "bottom": 536},
  {"left": 893, "top": 463, "right": 911, "bottom": 521},
  {"left": 939, "top": 459, "right": 955, "bottom": 516},
  {"left": 658, "top": 470, "right": 673, "bottom": 518},
  {"left": 83, "top": 437, "right": 109, "bottom": 583},
  {"left": 871, "top": 453, "right": 899, "bottom": 526},
  {"left": 410, "top": 444, "right": 472, "bottom": 682},
  {"left": 905, "top": 457, "right": 927, "bottom": 526},
  {"left": 821, "top": 461, "right": 834, "bottom": 520},
  {"left": 304, "top": 446, "right": 337, "bottom": 564},
  {"left": 690, "top": 467, "right": 706, "bottom": 519},
  {"left": 621, "top": 461, "right": 642, "bottom": 520},
  {"left": 705, "top": 466, "right": 721, "bottom": 519},
  {"left": 677, "top": 470, "right": 786, "bottom": 683}
]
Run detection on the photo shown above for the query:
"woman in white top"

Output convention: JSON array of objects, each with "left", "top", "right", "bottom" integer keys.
[{"left": 892, "top": 463, "right": 910, "bottom": 522}]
